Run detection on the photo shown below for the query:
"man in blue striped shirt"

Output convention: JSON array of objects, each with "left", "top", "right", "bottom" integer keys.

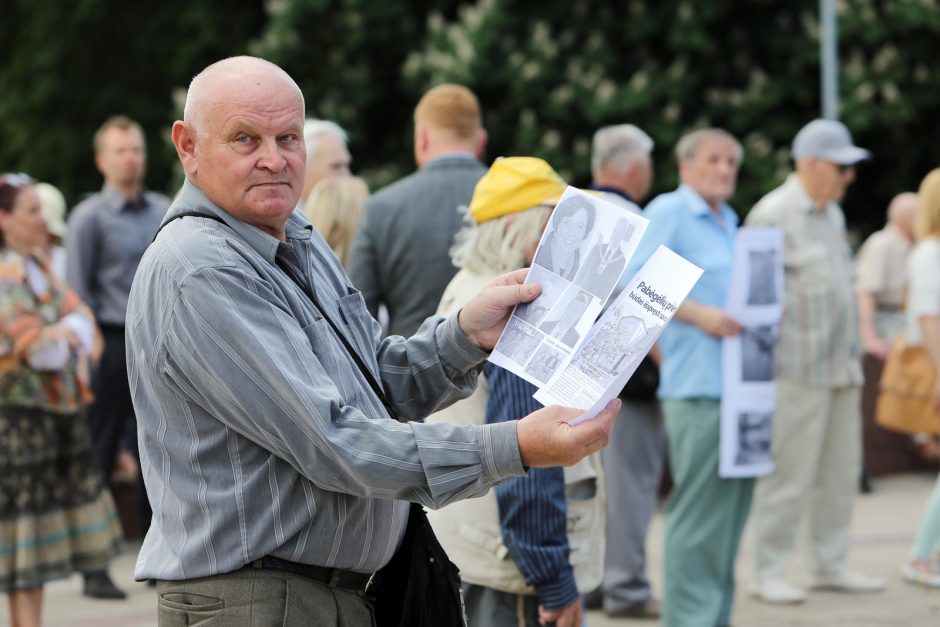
[{"left": 127, "top": 57, "right": 618, "bottom": 626}]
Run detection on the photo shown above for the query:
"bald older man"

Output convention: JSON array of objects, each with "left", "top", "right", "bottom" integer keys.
[
  {"left": 125, "top": 56, "right": 618, "bottom": 626},
  {"left": 856, "top": 192, "right": 919, "bottom": 360}
]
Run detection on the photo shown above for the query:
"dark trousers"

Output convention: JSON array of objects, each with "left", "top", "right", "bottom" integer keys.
[
  {"left": 463, "top": 584, "right": 541, "bottom": 627},
  {"left": 87, "top": 324, "right": 152, "bottom": 537},
  {"left": 600, "top": 399, "right": 666, "bottom": 612}
]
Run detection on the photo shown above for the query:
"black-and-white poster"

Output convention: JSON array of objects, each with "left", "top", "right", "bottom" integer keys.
[
  {"left": 741, "top": 325, "right": 776, "bottom": 382},
  {"left": 720, "top": 227, "right": 784, "bottom": 478},
  {"left": 747, "top": 249, "right": 779, "bottom": 306},
  {"left": 734, "top": 411, "right": 773, "bottom": 466}
]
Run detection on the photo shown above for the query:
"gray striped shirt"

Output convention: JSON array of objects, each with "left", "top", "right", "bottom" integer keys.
[
  {"left": 127, "top": 180, "right": 524, "bottom": 581},
  {"left": 746, "top": 174, "right": 863, "bottom": 387}
]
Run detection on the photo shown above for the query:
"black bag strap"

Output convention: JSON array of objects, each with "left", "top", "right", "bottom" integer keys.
[
  {"left": 153, "top": 211, "right": 226, "bottom": 241},
  {"left": 157, "top": 211, "right": 398, "bottom": 419}
]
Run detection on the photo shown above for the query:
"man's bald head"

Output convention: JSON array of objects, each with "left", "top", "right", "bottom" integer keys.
[
  {"left": 183, "top": 56, "right": 305, "bottom": 136},
  {"left": 171, "top": 56, "right": 307, "bottom": 240},
  {"left": 887, "top": 191, "right": 919, "bottom": 241}
]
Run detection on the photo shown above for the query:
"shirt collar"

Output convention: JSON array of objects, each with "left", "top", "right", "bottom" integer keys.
[
  {"left": 589, "top": 183, "right": 636, "bottom": 205},
  {"left": 422, "top": 151, "right": 478, "bottom": 170},
  {"left": 100, "top": 183, "right": 148, "bottom": 212},
  {"left": 167, "top": 180, "right": 313, "bottom": 265},
  {"left": 677, "top": 184, "right": 739, "bottom": 227}
]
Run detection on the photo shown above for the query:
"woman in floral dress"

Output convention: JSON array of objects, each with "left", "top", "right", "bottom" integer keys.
[{"left": 0, "top": 174, "right": 122, "bottom": 626}]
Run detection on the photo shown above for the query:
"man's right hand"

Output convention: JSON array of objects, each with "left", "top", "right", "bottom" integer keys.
[{"left": 516, "top": 399, "right": 619, "bottom": 468}]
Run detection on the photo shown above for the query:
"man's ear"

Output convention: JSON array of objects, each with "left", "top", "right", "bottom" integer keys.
[
  {"left": 677, "top": 160, "right": 689, "bottom": 185},
  {"left": 474, "top": 128, "right": 488, "bottom": 158},
  {"left": 414, "top": 125, "right": 429, "bottom": 167},
  {"left": 172, "top": 121, "right": 198, "bottom": 179},
  {"left": 94, "top": 152, "right": 106, "bottom": 177}
]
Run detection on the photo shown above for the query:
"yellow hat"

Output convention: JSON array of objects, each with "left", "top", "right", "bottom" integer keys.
[{"left": 469, "top": 157, "right": 568, "bottom": 223}]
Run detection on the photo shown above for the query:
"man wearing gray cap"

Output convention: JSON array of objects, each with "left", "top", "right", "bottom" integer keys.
[{"left": 745, "top": 119, "right": 885, "bottom": 604}]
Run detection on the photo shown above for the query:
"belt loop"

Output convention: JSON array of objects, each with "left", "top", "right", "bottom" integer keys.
[
  {"left": 251, "top": 558, "right": 264, "bottom": 569},
  {"left": 328, "top": 569, "right": 342, "bottom": 588}
]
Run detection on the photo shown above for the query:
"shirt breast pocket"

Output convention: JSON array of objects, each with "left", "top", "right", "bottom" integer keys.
[
  {"left": 790, "top": 243, "right": 834, "bottom": 293},
  {"left": 336, "top": 290, "right": 382, "bottom": 381},
  {"left": 300, "top": 317, "right": 365, "bottom": 406}
]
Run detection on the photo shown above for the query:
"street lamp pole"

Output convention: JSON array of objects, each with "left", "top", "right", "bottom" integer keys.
[{"left": 820, "top": 0, "right": 839, "bottom": 119}]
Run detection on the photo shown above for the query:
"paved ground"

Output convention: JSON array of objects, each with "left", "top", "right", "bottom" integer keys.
[{"left": 9, "top": 472, "right": 939, "bottom": 626}]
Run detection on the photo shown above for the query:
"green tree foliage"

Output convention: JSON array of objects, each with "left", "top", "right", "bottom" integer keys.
[
  {"left": 3, "top": 0, "right": 939, "bottom": 236},
  {"left": 253, "top": 0, "right": 467, "bottom": 188},
  {"left": 0, "top": 0, "right": 266, "bottom": 206},
  {"left": 403, "top": 0, "right": 940, "bottom": 231}
]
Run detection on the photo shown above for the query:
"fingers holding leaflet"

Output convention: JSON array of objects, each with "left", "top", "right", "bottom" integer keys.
[
  {"left": 458, "top": 268, "right": 541, "bottom": 350},
  {"left": 517, "top": 399, "right": 620, "bottom": 467}
]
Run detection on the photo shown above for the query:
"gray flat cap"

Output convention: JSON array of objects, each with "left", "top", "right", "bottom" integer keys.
[{"left": 792, "top": 119, "right": 871, "bottom": 164}]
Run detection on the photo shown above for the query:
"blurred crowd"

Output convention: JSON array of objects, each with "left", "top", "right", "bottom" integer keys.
[{"left": 2, "top": 73, "right": 940, "bottom": 627}]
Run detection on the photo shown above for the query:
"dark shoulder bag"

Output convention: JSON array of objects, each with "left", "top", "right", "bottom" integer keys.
[{"left": 368, "top": 503, "right": 467, "bottom": 627}]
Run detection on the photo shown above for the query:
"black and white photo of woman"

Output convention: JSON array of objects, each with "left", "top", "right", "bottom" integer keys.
[{"left": 533, "top": 194, "right": 596, "bottom": 280}]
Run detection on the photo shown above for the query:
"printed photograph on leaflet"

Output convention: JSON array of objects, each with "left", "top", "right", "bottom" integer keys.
[
  {"left": 535, "top": 246, "right": 703, "bottom": 424},
  {"left": 490, "top": 186, "right": 649, "bottom": 387}
]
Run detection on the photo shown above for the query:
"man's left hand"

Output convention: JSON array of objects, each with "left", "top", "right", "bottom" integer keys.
[{"left": 458, "top": 268, "right": 540, "bottom": 350}]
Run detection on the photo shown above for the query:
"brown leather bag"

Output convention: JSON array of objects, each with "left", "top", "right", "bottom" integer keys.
[{"left": 876, "top": 335, "right": 940, "bottom": 435}]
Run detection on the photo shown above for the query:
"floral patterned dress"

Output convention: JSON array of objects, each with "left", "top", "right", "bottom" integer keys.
[{"left": 0, "top": 248, "right": 122, "bottom": 592}]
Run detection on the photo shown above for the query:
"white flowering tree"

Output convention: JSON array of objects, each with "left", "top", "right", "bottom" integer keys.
[{"left": 402, "top": 0, "right": 940, "bottom": 230}]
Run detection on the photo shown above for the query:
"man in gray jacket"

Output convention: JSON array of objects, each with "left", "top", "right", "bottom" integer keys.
[{"left": 348, "top": 84, "right": 487, "bottom": 337}]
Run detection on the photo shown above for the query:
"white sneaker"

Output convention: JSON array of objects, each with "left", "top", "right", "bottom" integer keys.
[
  {"left": 751, "top": 578, "right": 807, "bottom": 604},
  {"left": 900, "top": 561, "right": 940, "bottom": 588},
  {"left": 811, "top": 569, "right": 885, "bottom": 593}
]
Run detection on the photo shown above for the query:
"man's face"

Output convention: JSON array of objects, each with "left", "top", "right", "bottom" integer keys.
[
  {"left": 96, "top": 126, "right": 145, "bottom": 188},
  {"left": 301, "top": 134, "right": 352, "bottom": 200},
  {"left": 188, "top": 82, "right": 305, "bottom": 237},
  {"left": 808, "top": 159, "right": 856, "bottom": 205},
  {"left": 680, "top": 138, "right": 740, "bottom": 208}
]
